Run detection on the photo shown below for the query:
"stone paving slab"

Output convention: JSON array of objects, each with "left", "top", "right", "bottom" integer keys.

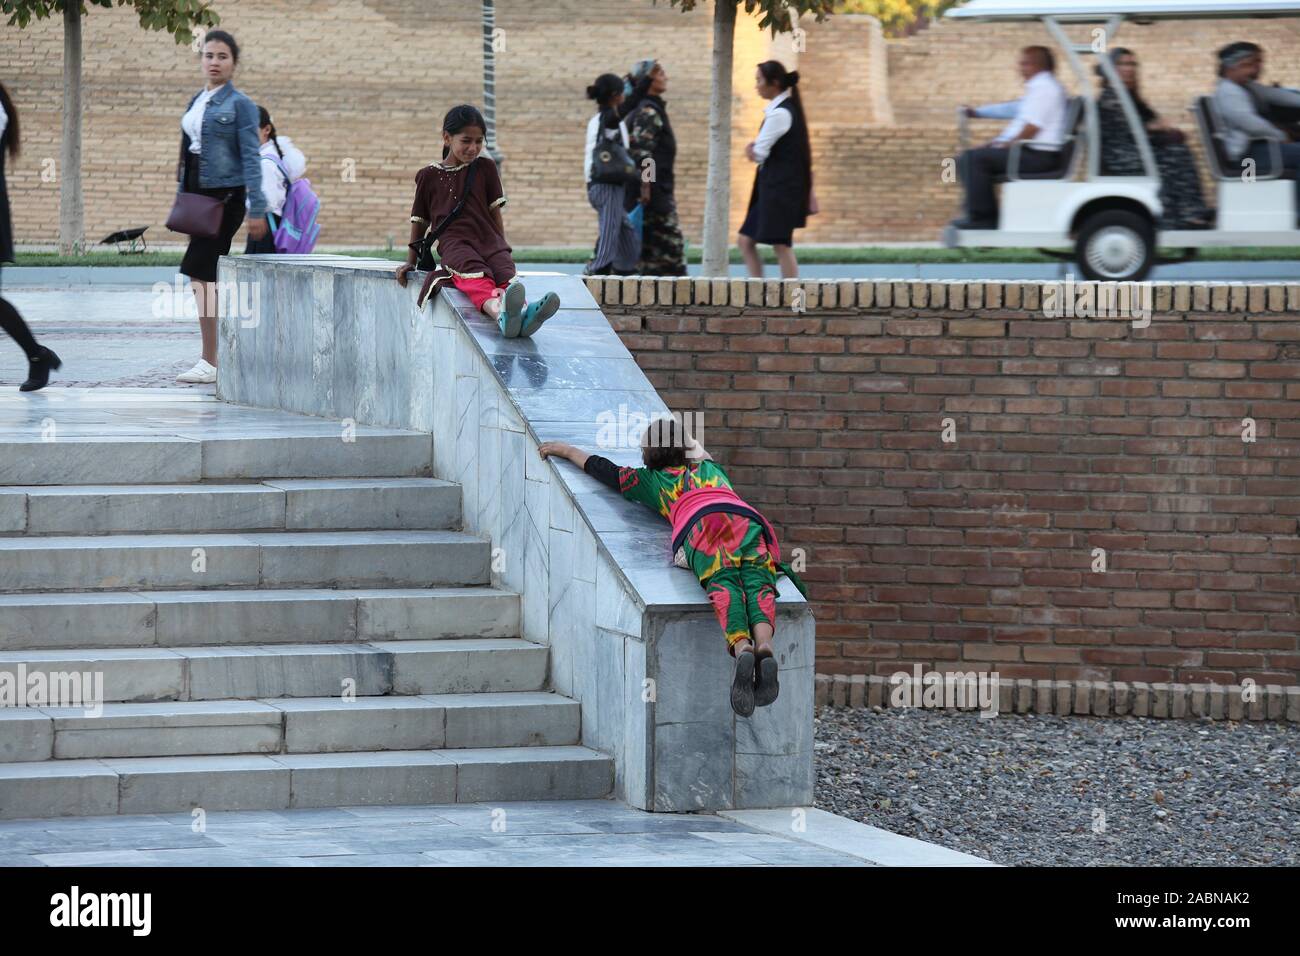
[{"left": 0, "top": 798, "right": 992, "bottom": 866}]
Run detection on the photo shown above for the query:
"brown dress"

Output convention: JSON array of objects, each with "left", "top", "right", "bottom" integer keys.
[{"left": 410, "top": 155, "right": 512, "bottom": 308}]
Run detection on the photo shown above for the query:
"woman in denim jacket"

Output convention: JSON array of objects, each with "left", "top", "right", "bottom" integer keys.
[{"left": 175, "top": 30, "right": 267, "bottom": 385}]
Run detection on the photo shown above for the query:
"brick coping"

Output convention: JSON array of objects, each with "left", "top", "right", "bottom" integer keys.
[
  {"left": 583, "top": 275, "right": 1300, "bottom": 314},
  {"left": 815, "top": 673, "right": 1300, "bottom": 722}
]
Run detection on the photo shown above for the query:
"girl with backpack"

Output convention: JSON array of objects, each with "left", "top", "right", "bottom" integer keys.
[
  {"left": 395, "top": 105, "right": 559, "bottom": 338},
  {"left": 537, "top": 418, "right": 808, "bottom": 718},
  {"left": 583, "top": 72, "right": 649, "bottom": 276},
  {"left": 245, "top": 106, "right": 310, "bottom": 254}
]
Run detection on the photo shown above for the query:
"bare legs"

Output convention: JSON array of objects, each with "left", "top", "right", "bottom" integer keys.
[
  {"left": 732, "top": 621, "right": 774, "bottom": 658},
  {"left": 739, "top": 233, "right": 763, "bottom": 277},
  {"left": 191, "top": 279, "right": 219, "bottom": 366},
  {"left": 738, "top": 234, "right": 799, "bottom": 280},
  {"left": 773, "top": 244, "right": 798, "bottom": 279}
]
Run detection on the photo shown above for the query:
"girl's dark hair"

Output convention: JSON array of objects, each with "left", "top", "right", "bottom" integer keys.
[
  {"left": 587, "top": 73, "right": 624, "bottom": 109},
  {"left": 441, "top": 104, "right": 487, "bottom": 159},
  {"left": 0, "top": 81, "right": 18, "bottom": 160},
  {"left": 257, "top": 105, "right": 284, "bottom": 159},
  {"left": 757, "top": 60, "right": 812, "bottom": 206},
  {"left": 202, "top": 29, "right": 240, "bottom": 65},
  {"left": 640, "top": 415, "right": 691, "bottom": 470}
]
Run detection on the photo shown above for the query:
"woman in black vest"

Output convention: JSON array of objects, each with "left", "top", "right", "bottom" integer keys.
[
  {"left": 739, "top": 61, "right": 813, "bottom": 279},
  {"left": 0, "top": 81, "right": 61, "bottom": 391},
  {"left": 625, "top": 60, "right": 686, "bottom": 276}
]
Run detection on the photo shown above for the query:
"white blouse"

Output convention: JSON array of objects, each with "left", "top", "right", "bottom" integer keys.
[
  {"left": 751, "top": 89, "right": 794, "bottom": 163},
  {"left": 181, "top": 84, "right": 225, "bottom": 154}
]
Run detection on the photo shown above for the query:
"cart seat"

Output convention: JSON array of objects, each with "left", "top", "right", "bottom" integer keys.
[{"left": 1193, "top": 95, "right": 1296, "bottom": 181}]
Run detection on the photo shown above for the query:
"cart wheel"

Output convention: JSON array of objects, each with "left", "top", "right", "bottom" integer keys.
[{"left": 1075, "top": 209, "right": 1155, "bottom": 281}]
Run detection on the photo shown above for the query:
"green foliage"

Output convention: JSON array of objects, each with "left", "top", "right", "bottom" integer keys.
[
  {"left": 835, "top": 0, "right": 966, "bottom": 36},
  {"left": 2, "top": 0, "right": 219, "bottom": 44},
  {"left": 661, "top": 0, "right": 836, "bottom": 33}
]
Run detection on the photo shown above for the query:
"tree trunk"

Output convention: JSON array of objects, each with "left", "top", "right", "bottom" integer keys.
[
  {"left": 59, "top": 2, "right": 85, "bottom": 255},
  {"left": 700, "top": 0, "right": 736, "bottom": 278}
]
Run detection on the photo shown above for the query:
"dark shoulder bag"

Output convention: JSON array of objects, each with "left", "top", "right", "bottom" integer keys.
[
  {"left": 591, "top": 120, "right": 638, "bottom": 186},
  {"left": 165, "top": 131, "right": 227, "bottom": 239},
  {"left": 409, "top": 160, "right": 479, "bottom": 271}
]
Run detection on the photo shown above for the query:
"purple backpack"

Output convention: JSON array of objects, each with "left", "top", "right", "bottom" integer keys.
[{"left": 268, "top": 156, "right": 320, "bottom": 253}]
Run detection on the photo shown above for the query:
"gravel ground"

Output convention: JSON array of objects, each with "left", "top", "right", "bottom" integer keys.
[{"left": 815, "top": 706, "right": 1298, "bottom": 867}]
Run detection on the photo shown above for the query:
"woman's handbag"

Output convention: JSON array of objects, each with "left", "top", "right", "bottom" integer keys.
[
  {"left": 165, "top": 191, "right": 226, "bottom": 239},
  {"left": 409, "top": 160, "right": 479, "bottom": 271},
  {"left": 591, "top": 122, "right": 638, "bottom": 186}
]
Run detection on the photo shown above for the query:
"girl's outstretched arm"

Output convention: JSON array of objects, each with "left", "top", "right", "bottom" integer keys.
[{"left": 537, "top": 441, "right": 590, "bottom": 469}]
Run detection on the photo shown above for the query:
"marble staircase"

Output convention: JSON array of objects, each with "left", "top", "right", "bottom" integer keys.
[{"left": 0, "top": 394, "right": 612, "bottom": 819}]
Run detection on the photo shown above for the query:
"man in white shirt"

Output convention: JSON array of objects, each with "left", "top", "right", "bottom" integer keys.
[{"left": 953, "top": 46, "right": 1069, "bottom": 229}]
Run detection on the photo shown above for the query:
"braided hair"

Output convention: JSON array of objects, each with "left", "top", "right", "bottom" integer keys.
[{"left": 257, "top": 105, "right": 284, "bottom": 159}]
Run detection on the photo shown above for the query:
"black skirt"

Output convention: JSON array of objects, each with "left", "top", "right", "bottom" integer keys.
[
  {"left": 738, "top": 165, "right": 807, "bottom": 248},
  {"left": 179, "top": 151, "right": 246, "bottom": 282},
  {"left": 244, "top": 230, "right": 276, "bottom": 255}
]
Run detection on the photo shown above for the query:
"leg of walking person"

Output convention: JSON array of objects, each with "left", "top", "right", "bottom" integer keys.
[
  {"left": 193, "top": 279, "right": 219, "bottom": 366},
  {"left": 0, "top": 270, "right": 60, "bottom": 391},
  {"left": 738, "top": 232, "right": 763, "bottom": 278},
  {"left": 772, "top": 243, "right": 798, "bottom": 279},
  {"left": 178, "top": 190, "right": 244, "bottom": 383}
]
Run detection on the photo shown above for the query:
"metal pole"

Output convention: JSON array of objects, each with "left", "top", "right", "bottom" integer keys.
[{"left": 481, "top": 0, "right": 503, "bottom": 168}]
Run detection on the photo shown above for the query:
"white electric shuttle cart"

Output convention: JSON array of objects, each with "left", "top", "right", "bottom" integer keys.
[{"left": 942, "top": 0, "right": 1300, "bottom": 280}]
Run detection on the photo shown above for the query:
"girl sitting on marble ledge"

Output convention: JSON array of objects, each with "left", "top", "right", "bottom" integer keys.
[
  {"left": 396, "top": 104, "right": 559, "bottom": 339},
  {"left": 538, "top": 417, "right": 807, "bottom": 718}
]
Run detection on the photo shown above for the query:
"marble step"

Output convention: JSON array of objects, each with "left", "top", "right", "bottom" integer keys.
[
  {"left": 0, "top": 530, "right": 490, "bottom": 592},
  {"left": 1, "top": 692, "right": 581, "bottom": 763},
  {"left": 0, "top": 431, "right": 433, "bottom": 486},
  {"left": 0, "top": 638, "right": 549, "bottom": 705},
  {"left": 0, "top": 587, "right": 520, "bottom": 651},
  {"left": 0, "top": 478, "right": 460, "bottom": 536},
  {"left": 0, "top": 745, "right": 614, "bottom": 818}
]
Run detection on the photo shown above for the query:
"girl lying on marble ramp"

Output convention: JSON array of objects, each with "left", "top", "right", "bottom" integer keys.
[
  {"left": 396, "top": 104, "right": 559, "bottom": 339},
  {"left": 538, "top": 417, "right": 807, "bottom": 718}
]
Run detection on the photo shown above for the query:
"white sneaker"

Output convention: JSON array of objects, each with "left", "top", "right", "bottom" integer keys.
[{"left": 176, "top": 359, "right": 217, "bottom": 384}]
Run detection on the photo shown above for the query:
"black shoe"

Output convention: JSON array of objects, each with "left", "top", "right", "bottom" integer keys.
[
  {"left": 19, "top": 346, "right": 61, "bottom": 392},
  {"left": 754, "top": 652, "right": 780, "bottom": 708},
  {"left": 730, "top": 650, "right": 757, "bottom": 718},
  {"left": 950, "top": 217, "right": 997, "bottom": 230}
]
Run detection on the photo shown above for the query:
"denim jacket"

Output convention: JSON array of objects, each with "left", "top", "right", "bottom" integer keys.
[{"left": 177, "top": 83, "right": 267, "bottom": 218}]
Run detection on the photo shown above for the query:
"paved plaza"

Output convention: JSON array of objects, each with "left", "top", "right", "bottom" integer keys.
[{"left": 0, "top": 800, "right": 1001, "bottom": 867}]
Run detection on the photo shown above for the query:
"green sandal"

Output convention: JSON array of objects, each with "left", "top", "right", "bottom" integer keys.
[
  {"left": 499, "top": 280, "right": 527, "bottom": 338},
  {"left": 519, "top": 292, "right": 560, "bottom": 338}
]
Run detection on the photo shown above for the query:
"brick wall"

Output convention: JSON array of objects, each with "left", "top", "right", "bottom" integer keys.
[
  {"left": 592, "top": 275, "right": 1300, "bottom": 687},
  {"left": 5, "top": 2, "right": 1296, "bottom": 247}
]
